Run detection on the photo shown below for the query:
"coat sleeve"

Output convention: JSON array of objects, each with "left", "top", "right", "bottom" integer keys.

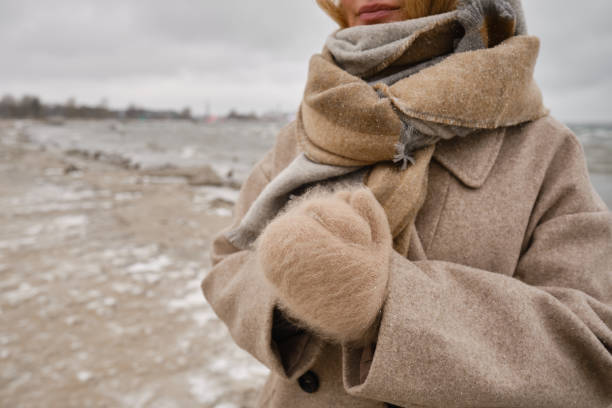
[
  {"left": 201, "top": 122, "right": 322, "bottom": 380},
  {"left": 342, "top": 131, "right": 612, "bottom": 407}
]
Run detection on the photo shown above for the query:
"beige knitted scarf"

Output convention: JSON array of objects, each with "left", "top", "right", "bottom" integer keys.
[{"left": 228, "top": 0, "right": 547, "bottom": 256}]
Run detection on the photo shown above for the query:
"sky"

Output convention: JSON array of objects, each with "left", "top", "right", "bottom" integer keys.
[{"left": 1, "top": 0, "right": 611, "bottom": 122}]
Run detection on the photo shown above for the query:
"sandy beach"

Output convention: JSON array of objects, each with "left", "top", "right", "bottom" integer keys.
[
  {"left": 0, "top": 120, "right": 268, "bottom": 407},
  {"left": 1, "top": 119, "right": 611, "bottom": 407}
]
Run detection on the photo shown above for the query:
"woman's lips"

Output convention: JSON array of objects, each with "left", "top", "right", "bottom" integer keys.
[
  {"left": 357, "top": 4, "right": 401, "bottom": 24},
  {"left": 359, "top": 9, "right": 400, "bottom": 23}
]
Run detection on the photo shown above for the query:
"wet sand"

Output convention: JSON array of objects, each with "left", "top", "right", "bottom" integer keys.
[{"left": 0, "top": 121, "right": 267, "bottom": 407}]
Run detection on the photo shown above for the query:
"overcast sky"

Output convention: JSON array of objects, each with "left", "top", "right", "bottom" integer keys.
[{"left": 1, "top": 0, "right": 611, "bottom": 122}]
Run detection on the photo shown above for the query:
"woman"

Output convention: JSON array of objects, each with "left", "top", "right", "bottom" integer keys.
[{"left": 203, "top": 0, "right": 612, "bottom": 406}]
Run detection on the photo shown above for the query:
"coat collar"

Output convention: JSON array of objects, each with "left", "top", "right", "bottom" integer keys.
[{"left": 433, "top": 127, "right": 506, "bottom": 189}]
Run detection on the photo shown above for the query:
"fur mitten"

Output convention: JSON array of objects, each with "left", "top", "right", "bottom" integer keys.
[{"left": 257, "top": 188, "right": 392, "bottom": 343}]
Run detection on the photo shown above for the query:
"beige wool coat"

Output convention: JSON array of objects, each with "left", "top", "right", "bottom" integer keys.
[{"left": 202, "top": 115, "right": 612, "bottom": 407}]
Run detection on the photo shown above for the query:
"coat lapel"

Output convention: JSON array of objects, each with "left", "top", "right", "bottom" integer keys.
[{"left": 433, "top": 127, "right": 506, "bottom": 188}]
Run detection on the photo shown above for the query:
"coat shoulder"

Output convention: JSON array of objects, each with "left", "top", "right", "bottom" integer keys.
[
  {"left": 502, "top": 115, "right": 587, "bottom": 184},
  {"left": 514, "top": 115, "right": 607, "bottom": 221},
  {"left": 513, "top": 115, "right": 582, "bottom": 154}
]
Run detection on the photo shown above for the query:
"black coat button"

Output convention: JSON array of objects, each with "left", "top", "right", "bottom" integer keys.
[{"left": 298, "top": 371, "right": 319, "bottom": 393}]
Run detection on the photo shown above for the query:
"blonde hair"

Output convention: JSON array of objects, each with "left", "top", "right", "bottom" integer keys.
[{"left": 316, "top": 0, "right": 459, "bottom": 28}]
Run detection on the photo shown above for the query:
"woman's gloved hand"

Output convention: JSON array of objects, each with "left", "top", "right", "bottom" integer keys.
[{"left": 257, "top": 188, "right": 392, "bottom": 343}]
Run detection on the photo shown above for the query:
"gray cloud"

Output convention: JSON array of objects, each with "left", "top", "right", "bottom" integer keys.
[
  {"left": 523, "top": 0, "right": 612, "bottom": 121},
  {"left": 0, "top": 0, "right": 610, "bottom": 121}
]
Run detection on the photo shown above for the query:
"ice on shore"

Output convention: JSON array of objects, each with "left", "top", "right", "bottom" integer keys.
[{"left": 21, "top": 119, "right": 284, "bottom": 185}]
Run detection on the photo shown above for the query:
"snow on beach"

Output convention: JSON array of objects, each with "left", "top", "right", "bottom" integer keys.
[
  {"left": 1, "top": 119, "right": 611, "bottom": 407},
  {"left": 0, "top": 119, "right": 283, "bottom": 407}
]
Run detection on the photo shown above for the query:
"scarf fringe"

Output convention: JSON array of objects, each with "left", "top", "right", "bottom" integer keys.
[{"left": 393, "top": 142, "right": 416, "bottom": 171}]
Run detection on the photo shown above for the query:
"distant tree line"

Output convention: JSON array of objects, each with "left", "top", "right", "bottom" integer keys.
[{"left": 0, "top": 94, "right": 193, "bottom": 120}]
